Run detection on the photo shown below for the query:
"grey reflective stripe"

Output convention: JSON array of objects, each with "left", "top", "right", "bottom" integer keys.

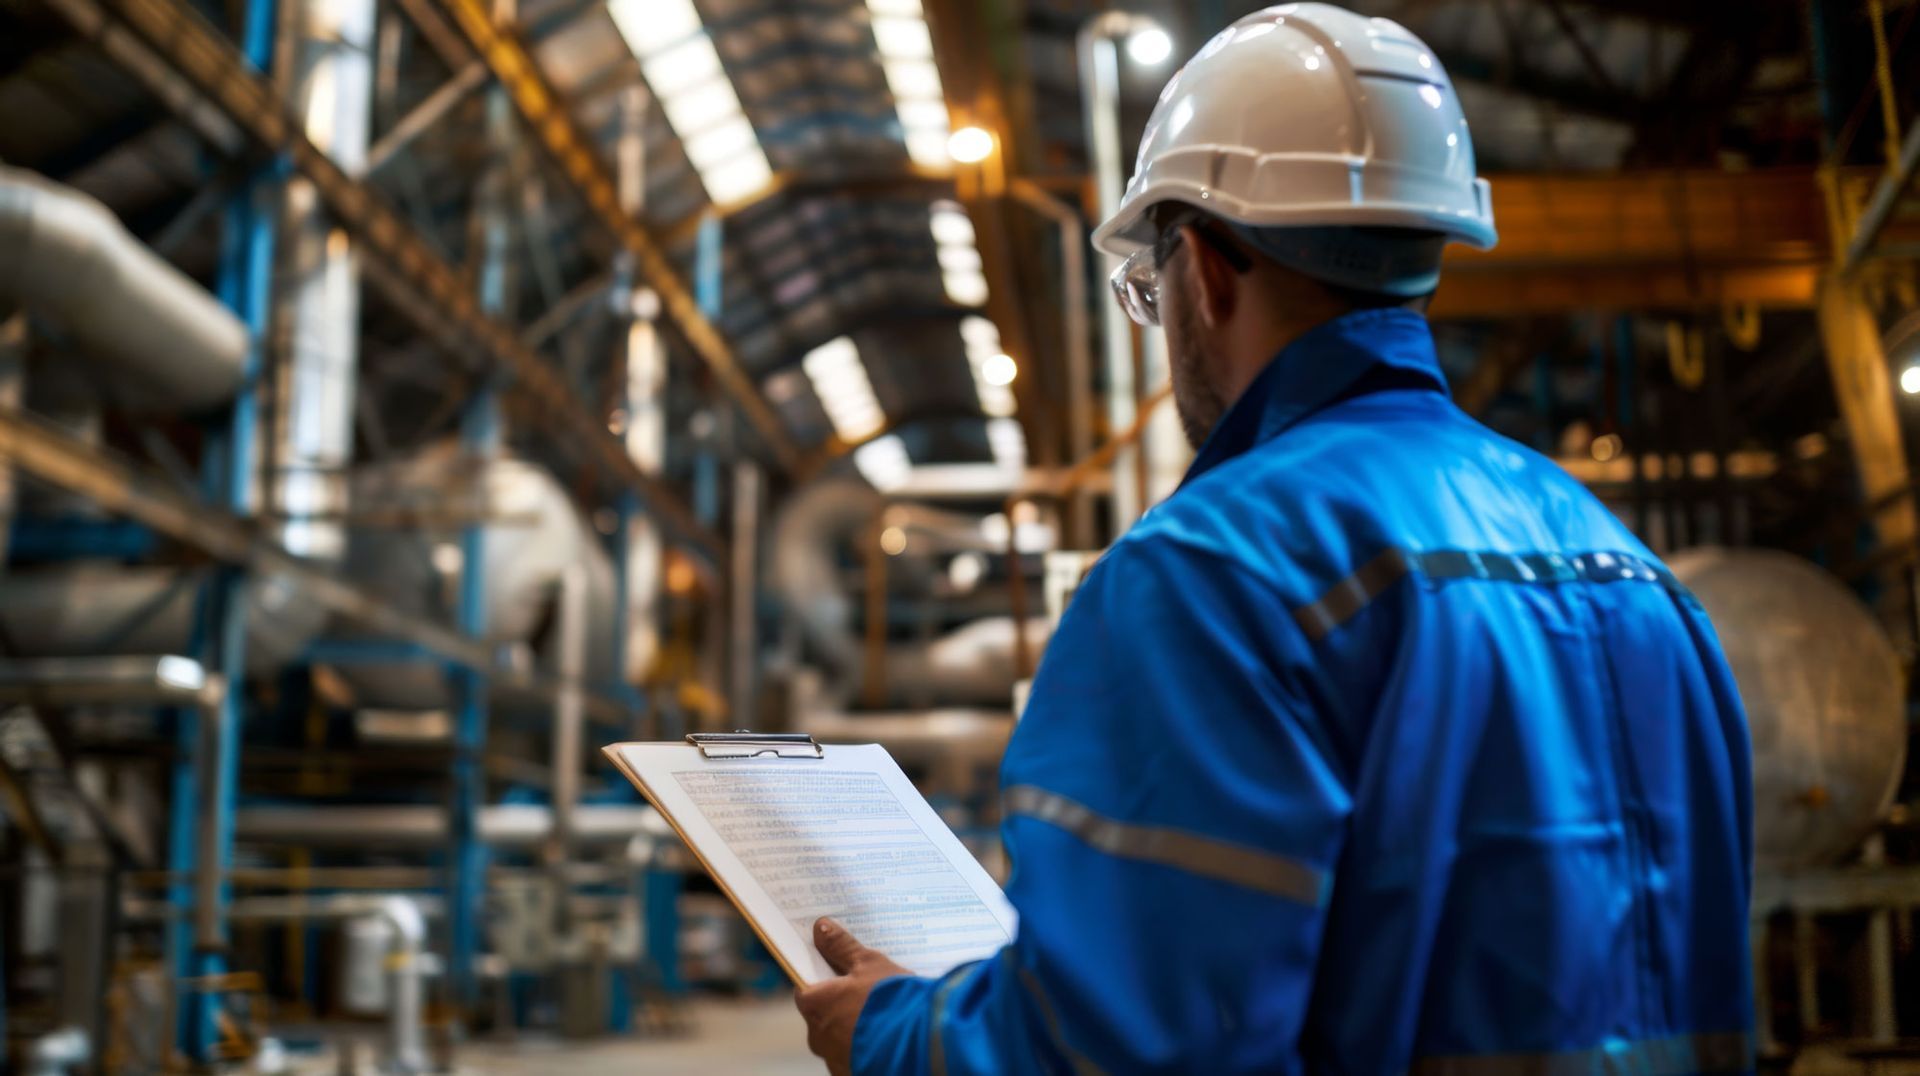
[
  {"left": 1293, "top": 548, "right": 1698, "bottom": 642},
  {"left": 1293, "top": 546, "right": 1410, "bottom": 639},
  {"left": 926, "top": 965, "right": 969, "bottom": 1076},
  {"left": 1003, "top": 785, "right": 1326, "bottom": 906},
  {"left": 1409, "top": 1031, "right": 1754, "bottom": 1076},
  {"left": 1004, "top": 950, "right": 1109, "bottom": 1076}
]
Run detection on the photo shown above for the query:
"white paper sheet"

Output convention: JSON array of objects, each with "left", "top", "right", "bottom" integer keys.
[{"left": 608, "top": 742, "right": 1017, "bottom": 985}]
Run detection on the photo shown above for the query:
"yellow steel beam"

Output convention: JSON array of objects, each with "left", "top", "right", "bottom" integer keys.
[
  {"left": 1436, "top": 169, "right": 1840, "bottom": 317},
  {"left": 434, "top": 0, "right": 802, "bottom": 473},
  {"left": 43, "top": 0, "right": 718, "bottom": 553},
  {"left": 1816, "top": 274, "right": 1917, "bottom": 575}
]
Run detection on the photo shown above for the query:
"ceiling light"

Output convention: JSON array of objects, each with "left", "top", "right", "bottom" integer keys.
[
  {"left": 881, "top": 58, "right": 943, "bottom": 100},
  {"left": 872, "top": 15, "right": 934, "bottom": 59},
  {"left": 700, "top": 154, "right": 774, "bottom": 205},
  {"left": 880, "top": 526, "right": 909, "bottom": 556},
  {"left": 804, "top": 336, "right": 887, "bottom": 442},
  {"left": 897, "top": 99, "right": 950, "bottom": 132},
  {"left": 947, "top": 125, "right": 994, "bottom": 164},
  {"left": 855, "top": 434, "right": 912, "bottom": 491},
  {"left": 641, "top": 35, "right": 722, "bottom": 96},
  {"left": 948, "top": 552, "right": 986, "bottom": 593},
  {"left": 943, "top": 269, "right": 989, "bottom": 306},
  {"left": 982, "top": 353, "right": 1017, "bottom": 387},
  {"left": 613, "top": 0, "right": 773, "bottom": 207},
  {"left": 1127, "top": 26, "right": 1173, "bottom": 66},
  {"left": 904, "top": 131, "right": 949, "bottom": 167},
  {"left": 1902, "top": 365, "right": 1920, "bottom": 395},
  {"left": 681, "top": 117, "right": 757, "bottom": 168},
  {"left": 937, "top": 245, "right": 982, "bottom": 273},
  {"left": 607, "top": 0, "right": 700, "bottom": 57}
]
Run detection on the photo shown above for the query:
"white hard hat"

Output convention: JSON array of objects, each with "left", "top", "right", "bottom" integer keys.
[{"left": 1091, "top": 3, "right": 1497, "bottom": 263}]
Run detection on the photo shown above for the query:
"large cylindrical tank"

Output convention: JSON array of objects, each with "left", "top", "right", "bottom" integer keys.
[
  {"left": 1668, "top": 548, "right": 1907, "bottom": 871},
  {"left": 336, "top": 444, "right": 620, "bottom": 708}
]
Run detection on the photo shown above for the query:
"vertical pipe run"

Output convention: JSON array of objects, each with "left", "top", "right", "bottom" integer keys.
[
  {"left": 1007, "top": 182, "right": 1093, "bottom": 547},
  {"left": 1080, "top": 18, "right": 1136, "bottom": 536},
  {"left": 729, "top": 462, "right": 760, "bottom": 725},
  {"left": 861, "top": 516, "right": 889, "bottom": 709},
  {"left": 548, "top": 565, "right": 587, "bottom": 869},
  {"left": 278, "top": 0, "right": 373, "bottom": 561}
]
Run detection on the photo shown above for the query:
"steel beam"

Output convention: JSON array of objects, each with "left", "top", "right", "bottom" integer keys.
[
  {"left": 1816, "top": 275, "right": 1917, "bottom": 583},
  {"left": 1433, "top": 168, "right": 1895, "bottom": 316},
  {"left": 1844, "top": 115, "right": 1920, "bottom": 271},
  {"left": 431, "top": 0, "right": 803, "bottom": 472},
  {"left": 42, "top": 0, "right": 718, "bottom": 553}
]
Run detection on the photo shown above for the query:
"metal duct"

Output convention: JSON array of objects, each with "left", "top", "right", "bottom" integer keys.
[
  {"left": 770, "top": 479, "right": 1050, "bottom": 708},
  {"left": 770, "top": 479, "right": 882, "bottom": 678},
  {"left": 0, "top": 565, "right": 326, "bottom": 673},
  {"left": 0, "top": 168, "right": 247, "bottom": 413},
  {"left": 335, "top": 445, "right": 619, "bottom": 707}
]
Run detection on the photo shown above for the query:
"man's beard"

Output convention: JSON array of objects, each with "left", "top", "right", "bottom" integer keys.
[{"left": 1168, "top": 300, "right": 1227, "bottom": 450}]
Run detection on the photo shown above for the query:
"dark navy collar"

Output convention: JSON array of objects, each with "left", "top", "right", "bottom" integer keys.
[{"left": 1182, "top": 308, "right": 1449, "bottom": 486}]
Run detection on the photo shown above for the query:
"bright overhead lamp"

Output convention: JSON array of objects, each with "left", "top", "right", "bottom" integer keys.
[
  {"left": 1127, "top": 26, "right": 1174, "bottom": 65},
  {"left": 1902, "top": 365, "right": 1920, "bottom": 396},
  {"left": 982, "top": 353, "right": 1017, "bottom": 387},
  {"left": 947, "top": 125, "right": 994, "bottom": 164},
  {"left": 607, "top": 0, "right": 699, "bottom": 56},
  {"left": 872, "top": 15, "right": 934, "bottom": 59},
  {"left": 855, "top": 434, "right": 912, "bottom": 491},
  {"left": 943, "top": 269, "right": 989, "bottom": 307}
]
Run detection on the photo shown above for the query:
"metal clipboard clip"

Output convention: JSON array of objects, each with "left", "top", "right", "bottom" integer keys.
[{"left": 686, "top": 731, "right": 823, "bottom": 760}]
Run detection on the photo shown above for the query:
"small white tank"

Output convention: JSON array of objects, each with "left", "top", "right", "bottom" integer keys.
[{"left": 1668, "top": 548, "right": 1908, "bottom": 872}]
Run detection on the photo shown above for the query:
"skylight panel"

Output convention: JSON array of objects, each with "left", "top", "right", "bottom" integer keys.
[{"left": 611, "top": 0, "right": 774, "bottom": 206}]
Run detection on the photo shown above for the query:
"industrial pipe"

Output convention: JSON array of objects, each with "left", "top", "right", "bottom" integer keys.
[
  {"left": 1009, "top": 180, "right": 1094, "bottom": 547},
  {"left": 226, "top": 894, "right": 427, "bottom": 1073},
  {"left": 0, "top": 168, "right": 247, "bottom": 413}
]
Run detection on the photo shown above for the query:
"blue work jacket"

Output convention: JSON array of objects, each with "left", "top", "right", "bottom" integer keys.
[{"left": 852, "top": 308, "right": 1755, "bottom": 1075}]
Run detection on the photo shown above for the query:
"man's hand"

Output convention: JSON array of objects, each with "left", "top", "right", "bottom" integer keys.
[{"left": 794, "top": 918, "right": 911, "bottom": 1075}]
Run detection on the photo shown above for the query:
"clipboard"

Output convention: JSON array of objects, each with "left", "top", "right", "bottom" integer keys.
[{"left": 603, "top": 732, "right": 1017, "bottom": 985}]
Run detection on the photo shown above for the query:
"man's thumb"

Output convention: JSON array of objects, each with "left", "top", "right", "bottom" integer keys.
[{"left": 813, "top": 917, "right": 869, "bottom": 976}]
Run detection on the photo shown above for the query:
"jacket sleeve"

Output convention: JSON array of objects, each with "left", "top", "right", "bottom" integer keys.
[{"left": 851, "top": 533, "right": 1355, "bottom": 1075}]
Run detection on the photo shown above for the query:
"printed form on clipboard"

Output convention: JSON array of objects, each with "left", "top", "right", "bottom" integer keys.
[{"left": 603, "top": 733, "right": 1017, "bottom": 985}]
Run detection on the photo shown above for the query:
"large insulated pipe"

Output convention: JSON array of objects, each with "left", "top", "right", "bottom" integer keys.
[
  {"left": 276, "top": 0, "right": 375, "bottom": 561},
  {"left": 0, "top": 168, "right": 247, "bottom": 413}
]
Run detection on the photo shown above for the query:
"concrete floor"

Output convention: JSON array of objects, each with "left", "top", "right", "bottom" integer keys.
[{"left": 461, "top": 996, "right": 819, "bottom": 1076}]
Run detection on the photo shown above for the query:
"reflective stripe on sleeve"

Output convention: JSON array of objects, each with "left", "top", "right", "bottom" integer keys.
[
  {"left": 1003, "top": 785, "right": 1327, "bottom": 906},
  {"left": 1004, "top": 949, "right": 1109, "bottom": 1076},
  {"left": 1408, "top": 1031, "right": 1754, "bottom": 1076},
  {"left": 926, "top": 964, "right": 969, "bottom": 1076},
  {"left": 1293, "top": 548, "right": 1697, "bottom": 642}
]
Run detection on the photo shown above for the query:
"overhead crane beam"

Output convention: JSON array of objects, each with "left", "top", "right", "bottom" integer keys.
[
  {"left": 430, "top": 0, "right": 804, "bottom": 473},
  {"left": 41, "top": 0, "right": 719, "bottom": 553},
  {"left": 1435, "top": 168, "right": 1882, "bottom": 317}
]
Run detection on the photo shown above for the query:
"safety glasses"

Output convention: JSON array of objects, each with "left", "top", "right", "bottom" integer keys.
[{"left": 1108, "top": 217, "right": 1253, "bottom": 327}]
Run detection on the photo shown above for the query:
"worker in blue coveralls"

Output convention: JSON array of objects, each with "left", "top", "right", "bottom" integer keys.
[{"left": 796, "top": 4, "right": 1754, "bottom": 1073}]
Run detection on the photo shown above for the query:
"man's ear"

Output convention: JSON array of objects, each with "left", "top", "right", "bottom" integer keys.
[{"left": 1183, "top": 224, "right": 1238, "bottom": 329}]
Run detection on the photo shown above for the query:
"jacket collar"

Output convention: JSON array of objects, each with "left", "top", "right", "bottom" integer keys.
[{"left": 1182, "top": 308, "right": 1449, "bottom": 486}]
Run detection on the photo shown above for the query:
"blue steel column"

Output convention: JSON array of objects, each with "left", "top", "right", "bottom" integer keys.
[
  {"left": 170, "top": 0, "right": 277, "bottom": 1058},
  {"left": 447, "top": 87, "right": 511, "bottom": 1006}
]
